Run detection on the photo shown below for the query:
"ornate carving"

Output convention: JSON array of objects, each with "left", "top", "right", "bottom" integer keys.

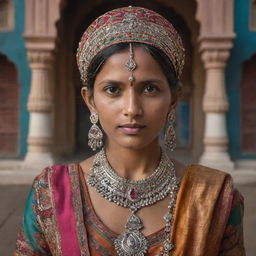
[
  {"left": 196, "top": 0, "right": 235, "bottom": 37},
  {"left": 197, "top": 0, "right": 235, "bottom": 170},
  {"left": 0, "top": 0, "right": 14, "bottom": 32},
  {"left": 27, "top": 50, "right": 54, "bottom": 112},
  {"left": 204, "top": 137, "right": 228, "bottom": 147},
  {"left": 28, "top": 137, "right": 52, "bottom": 152},
  {"left": 25, "top": 0, "right": 60, "bottom": 37},
  {"left": 23, "top": 0, "right": 60, "bottom": 162},
  {"left": 201, "top": 50, "right": 230, "bottom": 69},
  {"left": 27, "top": 50, "right": 54, "bottom": 66},
  {"left": 196, "top": 0, "right": 235, "bottom": 111},
  {"left": 199, "top": 46, "right": 232, "bottom": 112}
]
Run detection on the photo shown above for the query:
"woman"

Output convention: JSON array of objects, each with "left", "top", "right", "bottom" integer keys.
[{"left": 14, "top": 6, "right": 245, "bottom": 256}]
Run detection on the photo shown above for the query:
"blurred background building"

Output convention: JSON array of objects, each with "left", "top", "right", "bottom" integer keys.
[{"left": 0, "top": 0, "right": 256, "bottom": 183}]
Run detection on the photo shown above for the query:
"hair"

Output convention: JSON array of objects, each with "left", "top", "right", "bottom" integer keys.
[{"left": 85, "top": 42, "right": 181, "bottom": 102}]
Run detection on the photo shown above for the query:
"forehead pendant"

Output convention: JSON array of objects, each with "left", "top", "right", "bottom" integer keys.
[{"left": 125, "top": 43, "right": 137, "bottom": 84}]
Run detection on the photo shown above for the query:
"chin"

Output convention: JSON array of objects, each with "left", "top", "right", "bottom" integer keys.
[{"left": 114, "top": 136, "right": 159, "bottom": 150}]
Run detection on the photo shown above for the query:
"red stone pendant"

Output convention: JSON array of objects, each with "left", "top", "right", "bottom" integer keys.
[{"left": 129, "top": 188, "right": 138, "bottom": 201}]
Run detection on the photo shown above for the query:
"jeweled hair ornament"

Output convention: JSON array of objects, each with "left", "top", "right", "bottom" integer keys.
[
  {"left": 77, "top": 6, "right": 185, "bottom": 85},
  {"left": 125, "top": 43, "right": 137, "bottom": 83}
]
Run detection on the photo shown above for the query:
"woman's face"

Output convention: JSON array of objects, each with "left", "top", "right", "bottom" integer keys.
[{"left": 82, "top": 46, "right": 172, "bottom": 150}]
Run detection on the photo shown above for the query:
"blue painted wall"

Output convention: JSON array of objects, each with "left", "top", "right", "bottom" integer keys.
[
  {"left": 226, "top": 0, "right": 256, "bottom": 159},
  {"left": 0, "top": 0, "right": 30, "bottom": 158}
]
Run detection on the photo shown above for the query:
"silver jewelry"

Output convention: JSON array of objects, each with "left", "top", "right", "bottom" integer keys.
[
  {"left": 77, "top": 7, "right": 185, "bottom": 85},
  {"left": 87, "top": 148, "right": 179, "bottom": 255},
  {"left": 125, "top": 43, "right": 137, "bottom": 83},
  {"left": 88, "top": 113, "right": 103, "bottom": 151},
  {"left": 114, "top": 213, "right": 148, "bottom": 256},
  {"left": 159, "top": 184, "right": 179, "bottom": 256},
  {"left": 164, "top": 110, "right": 176, "bottom": 151}
]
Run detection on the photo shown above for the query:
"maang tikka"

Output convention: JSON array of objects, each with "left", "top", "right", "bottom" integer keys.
[
  {"left": 88, "top": 112, "right": 103, "bottom": 151},
  {"left": 125, "top": 43, "right": 137, "bottom": 83},
  {"left": 164, "top": 109, "right": 176, "bottom": 151}
]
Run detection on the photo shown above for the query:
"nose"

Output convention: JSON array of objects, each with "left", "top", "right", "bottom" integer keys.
[{"left": 122, "top": 88, "right": 143, "bottom": 118}]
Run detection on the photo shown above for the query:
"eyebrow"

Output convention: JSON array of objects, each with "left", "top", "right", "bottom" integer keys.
[
  {"left": 139, "top": 79, "right": 165, "bottom": 85},
  {"left": 97, "top": 80, "right": 124, "bottom": 86},
  {"left": 97, "top": 79, "right": 165, "bottom": 86}
]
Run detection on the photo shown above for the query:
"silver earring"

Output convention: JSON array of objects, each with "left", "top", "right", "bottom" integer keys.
[
  {"left": 88, "top": 113, "right": 103, "bottom": 151},
  {"left": 164, "top": 109, "right": 176, "bottom": 151}
]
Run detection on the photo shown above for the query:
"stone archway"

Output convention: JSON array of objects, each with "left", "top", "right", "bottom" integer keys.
[
  {"left": 23, "top": 0, "right": 236, "bottom": 171},
  {"left": 240, "top": 54, "right": 256, "bottom": 154},
  {"left": 0, "top": 54, "right": 19, "bottom": 156}
]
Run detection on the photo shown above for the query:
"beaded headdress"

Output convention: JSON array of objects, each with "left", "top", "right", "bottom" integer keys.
[{"left": 77, "top": 6, "right": 185, "bottom": 84}]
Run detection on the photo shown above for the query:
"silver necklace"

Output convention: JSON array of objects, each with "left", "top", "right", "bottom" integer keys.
[{"left": 87, "top": 148, "right": 179, "bottom": 256}]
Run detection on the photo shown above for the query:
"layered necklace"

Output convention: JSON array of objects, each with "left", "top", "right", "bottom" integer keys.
[{"left": 87, "top": 148, "right": 179, "bottom": 256}]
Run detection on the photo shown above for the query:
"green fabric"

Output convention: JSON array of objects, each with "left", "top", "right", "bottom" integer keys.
[
  {"left": 227, "top": 204, "right": 242, "bottom": 227},
  {"left": 22, "top": 187, "right": 47, "bottom": 254}
]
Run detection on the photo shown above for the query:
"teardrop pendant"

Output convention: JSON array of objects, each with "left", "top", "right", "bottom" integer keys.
[{"left": 114, "top": 213, "right": 148, "bottom": 256}]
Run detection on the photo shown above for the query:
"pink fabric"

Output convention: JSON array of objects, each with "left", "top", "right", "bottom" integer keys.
[{"left": 52, "top": 165, "right": 81, "bottom": 256}]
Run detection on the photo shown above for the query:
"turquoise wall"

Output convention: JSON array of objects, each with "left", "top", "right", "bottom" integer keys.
[
  {"left": 226, "top": 0, "right": 256, "bottom": 159},
  {"left": 0, "top": 0, "right": 30, "bottom": 158}
]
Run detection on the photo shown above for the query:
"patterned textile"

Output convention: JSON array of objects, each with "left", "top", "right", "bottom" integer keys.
[
  {"left": 14, "top": 164, "right": 245, "bottom": 256},
  {"left": 219, "top": 189, "right": 245, "bottom": 255},
  {"left": 76, "top": 6, "right": 185, "bottom": 84}
]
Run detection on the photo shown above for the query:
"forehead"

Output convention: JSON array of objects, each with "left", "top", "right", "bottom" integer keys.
[{"left": 96, "top": 46, "right": 166, "bottom": 81}]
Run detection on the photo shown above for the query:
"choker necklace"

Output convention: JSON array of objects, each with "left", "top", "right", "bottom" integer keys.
[{"left": 87, "top": 148, "right": 179, "bottom": 256}]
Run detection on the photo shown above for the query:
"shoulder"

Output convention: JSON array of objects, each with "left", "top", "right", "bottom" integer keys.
[
  {"left": 32, "top": 164, "right": 78, "bottom": 192},
  {"left": 31, "top": 164, "right": 81, "bottom": 213},
  {"left": 33, "top": 164, "right": 70, "bottom": 181},
  {"left": 178, "top": 164, "right": 234, "bottom": 201},
  {"left": 184, "top": 164, "right": 232, "bottom": 183},
  {"left": 79, "top": 154, "right": 96, "bottom": 179}
]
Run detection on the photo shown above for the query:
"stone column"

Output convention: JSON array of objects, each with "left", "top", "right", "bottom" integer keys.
[
  {"left": 22, "top": 0, "right": 62, "bottom": 170},
  {"left": 199, "top": 39, "right": 234, "bottom": 171},
  {"left": 24, "top": 50, "right": 55, "bottom": 168}
]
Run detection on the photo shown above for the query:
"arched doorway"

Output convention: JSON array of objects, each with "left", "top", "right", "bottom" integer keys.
[
  {"left": 0, "top": 54, "right": 19, "bottom": 156},
  {"left": 240, "top": 54, "right": 256, "bottom": 154},
  {"left": 22, "top": 0, "right": 236, "bottom": 171},
  {"left": 54, "top": 0, "right": 201, "bottom": 161}
]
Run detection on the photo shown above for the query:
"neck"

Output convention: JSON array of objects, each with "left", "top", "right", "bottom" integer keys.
[{"left": 104, "top": 139, "right": 161, "bottom": 180}]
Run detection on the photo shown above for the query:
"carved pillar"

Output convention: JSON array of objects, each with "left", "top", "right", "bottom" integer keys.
[
  {"left": 24, "top": 50, "right": 55, "bottom": 166},
  {"left": 23, "top": 0, "right": 62, "bottom": 168},
  {"left": 196, "top": 0, "right": 236, "bottom": 171},
  {"left": 199, "top": 40, "right": 234, "bottom": 171}
]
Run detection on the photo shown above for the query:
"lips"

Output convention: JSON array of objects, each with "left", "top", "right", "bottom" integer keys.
[{"left": 118, "top": 123, "right": 146, "bottom": 135}]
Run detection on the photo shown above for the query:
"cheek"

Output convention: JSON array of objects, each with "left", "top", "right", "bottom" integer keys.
[
  {"left": 151, "top": 108, "right": 168, "bottom": 129},
  {"left": 146, "top": 94, "right": 171, "bottom": 115},
  {"left": 93, "top": 95, "right": 119, "bottom": 130},
  {"left": 144, "top": 101, "right": 170, "bottom": 129}
]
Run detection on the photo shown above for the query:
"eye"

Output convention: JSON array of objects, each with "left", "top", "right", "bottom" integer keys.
[
  {"left": 104, "top": 85, "right": 121, "bottom": 95},
  {"left": 143, "top": 84, "right": 159, "bottom": 94}
]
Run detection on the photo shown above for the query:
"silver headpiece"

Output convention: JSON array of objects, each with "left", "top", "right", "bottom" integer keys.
[{"left": 77, "top": 6, "right": 185, "bottom": 85}]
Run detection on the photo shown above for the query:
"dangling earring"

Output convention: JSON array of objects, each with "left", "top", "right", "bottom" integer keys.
[
  {"left": 164, "top": 109, "right": 176, "bottom": 151},
  {"left": 88, "top": 112, "right": 103, "bottom": 151}
]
